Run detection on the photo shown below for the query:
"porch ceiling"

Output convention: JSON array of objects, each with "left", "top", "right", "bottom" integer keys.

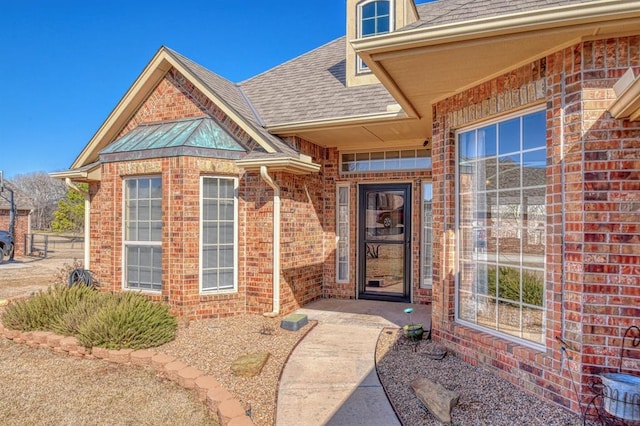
[
  {"left": 353, "top": 1, "right": 640, "bottom": 138},
  {"left": 271, "top": 115, "right": 430, "bottom": 150}
]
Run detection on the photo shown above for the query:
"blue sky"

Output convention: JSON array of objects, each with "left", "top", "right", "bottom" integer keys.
[{"left": 0, "top": 1, "right": 431, "bottom": 178}]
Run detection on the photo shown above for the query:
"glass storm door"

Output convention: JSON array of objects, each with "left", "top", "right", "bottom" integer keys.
[{"left": 358, "top": 184, "right": 411, "bottom": 302}]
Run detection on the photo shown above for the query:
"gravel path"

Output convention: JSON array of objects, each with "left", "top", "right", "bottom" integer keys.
[{"left": 376, "top": 328, "right": 583, "bottom": 426}]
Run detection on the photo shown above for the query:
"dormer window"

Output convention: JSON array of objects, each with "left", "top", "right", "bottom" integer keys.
[{"left": 357, "top": 0, "right": 393, "bottom": 73}]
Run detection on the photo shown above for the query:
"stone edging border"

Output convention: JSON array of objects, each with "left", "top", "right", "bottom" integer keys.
[{"left": 0, "top": 320, "right": 254, "bottom": 426}]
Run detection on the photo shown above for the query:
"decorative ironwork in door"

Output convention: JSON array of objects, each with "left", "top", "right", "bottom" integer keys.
[{"left": 358, "top": 184, "right": 411, "bottom": 301}]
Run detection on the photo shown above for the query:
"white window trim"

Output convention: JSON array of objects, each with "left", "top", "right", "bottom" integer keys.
[
  {"left": 199, "top": 176, "right": 239, "bottom": 294},
  {"left": 122, "top": 176, "right": 162, "bottom": 294},
  {"left": 356, "top": 0, "right": 395, "bottom": 74},
  {"left": 421, "top": 182, "right": 433, "bottom": 289},
  {"left": 336, "top": 184, "right": 350, "bottom": 283},
  {"left": 340, "top": 148, "right": 432, "bottom": 173},
  {"left": 454, "top": 105, "right": 547, "bottom": 351}
]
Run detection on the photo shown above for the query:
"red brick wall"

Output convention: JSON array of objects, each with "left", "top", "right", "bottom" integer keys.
[
  {"left": 431, "top": 36, "right": 640, "bottom": 415},
  {"left": 88, "top": 69, "right": 330, "bottom": 319},
  {"left": 0, "top": 210, "right": 30, "bottom": 256},
  {"left": 578, "top": 36, "right": 640, "bottom": 382}
]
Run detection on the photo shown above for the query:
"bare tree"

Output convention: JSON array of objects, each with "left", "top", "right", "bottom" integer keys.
[{"left": 12, "top": 172, "right": 67, "bottom": 230}]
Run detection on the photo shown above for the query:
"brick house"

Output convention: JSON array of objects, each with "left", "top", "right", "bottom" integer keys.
[
  {"left": 53, "top": 0, "right": 640, "bottom": 416},
  {"left": 0, "top": 180, "right": 33, "bottom": 257}
]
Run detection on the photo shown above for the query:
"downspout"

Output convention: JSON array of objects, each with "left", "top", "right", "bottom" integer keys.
[
  {"left": 260, "top": 166, "right": 281, "bottom": 317},
  {"left": 65, "top": 178, "right": 90, "bottom": 269}
]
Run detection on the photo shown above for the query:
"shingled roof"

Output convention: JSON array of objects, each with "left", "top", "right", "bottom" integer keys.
[
  {"left": 0, "top": 180, "right": 34, "bottom": 211},
  {"left": 411, "top": 0, "right": 596, "bottom": 30},
  {"left": 239, "top": 37, "right": 396, "bottom": 127},
  {"left": 197, "top": 0, "right": 595, "bottom": 129}
]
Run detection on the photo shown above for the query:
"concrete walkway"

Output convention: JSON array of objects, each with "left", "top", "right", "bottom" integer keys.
[{"left": 276, "top": 299, "right": 431, "bottom": 426}]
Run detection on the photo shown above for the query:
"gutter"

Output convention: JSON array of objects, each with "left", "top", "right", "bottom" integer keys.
[
  {"left": 260, "top": 166, "right": 281, "bottom": 317},
  {"left": 267, "top": 108, "right": 411, "bottom": 133},
  {"left": 65, "top": 178, "right": 91, "bottom": 269},
  {"left": 609, "top": 68, "right": 640, "bottom": 121},
  {"left": 352, "top": 0, "right": 640, "bottom": 55}
]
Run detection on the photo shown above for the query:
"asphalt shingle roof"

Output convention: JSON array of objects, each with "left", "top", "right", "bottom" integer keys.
[
  {"left": 0, "top": 181, "right": 34, "bottom": 211},
  {"left": 411, "top": 0, "right": 597, "bottom": 30},
  {"left": 239, "top": 37, "right": 396, "bottom": 126},
  {"left": 158, "top": 0, "right": 600, "bottom": 157}
]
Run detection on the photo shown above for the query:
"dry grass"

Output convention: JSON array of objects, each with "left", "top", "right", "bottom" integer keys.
[
  {"left": 0, "top": 337, "right": 216, "bottom": 426},
  {"left": 0, "top": 301, "right": 311, "bottom": 426}
]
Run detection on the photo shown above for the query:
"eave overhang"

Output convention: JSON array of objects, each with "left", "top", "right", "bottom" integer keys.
[
  {"left": 609, "top": 69, "right": 640, "bottom": 122},
  {"left": 50, "top": 162, "right": 102, "bottom": 183},
  {"left": 268, "top": 109, "right": 408, "bottom": 133},
  {"left": 236, "top": 156, "right": 321, "bottom": 175},
  {"left": 352, "top": 0, "right": 640, "bottom": 136},
  {"left": 267, "top": 110, "right": 429, "bottom": 150},
  {"left": 71, "top": 48, "right": 277, "bottom": 170}
]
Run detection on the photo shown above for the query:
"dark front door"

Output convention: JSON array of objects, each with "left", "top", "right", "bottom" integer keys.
[{"left": 358, "top": 183, "right": 411, "bottom": 302}]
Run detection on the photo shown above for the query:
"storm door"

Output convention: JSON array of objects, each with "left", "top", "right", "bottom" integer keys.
[{"left": 358, "top": 183, "right": 411, "bottom": 302}]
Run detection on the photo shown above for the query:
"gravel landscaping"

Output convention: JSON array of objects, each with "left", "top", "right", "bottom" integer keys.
[
  {"left": 1, "top": 296, "right": 585, "bottom": 426},
  {"left": 376, "top": 328, "right": 583, "bottom": 426},
  {"left": 158, "top": 315, "right": 313, "bottom": 426}
]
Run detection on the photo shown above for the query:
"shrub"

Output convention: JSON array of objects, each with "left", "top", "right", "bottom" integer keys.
[
  {"left": 1, "top": 284, "right": 96, "bottom": 331},
  {"left": 1, "top": 286, "right": 177, "bottom": 350},
  {"left": 50, "top": 291, "right": 112, "bottom": 336},
  {"left": 487, "top": 266, "right": 544, "bottom": 307},
  {"left": 76, "top": 292, "right": 177, "bottom": 350}
]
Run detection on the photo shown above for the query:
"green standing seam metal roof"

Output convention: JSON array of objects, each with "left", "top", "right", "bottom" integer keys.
[{"left": 101, "top": 116, "right": 245, "bottom": 154}]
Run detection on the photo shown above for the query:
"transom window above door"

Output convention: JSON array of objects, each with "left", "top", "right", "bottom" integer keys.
[{"left": 341, "top": 149, "right": 431, "bottom": 173}]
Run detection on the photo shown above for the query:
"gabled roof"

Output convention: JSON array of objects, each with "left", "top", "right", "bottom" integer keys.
[
  {"left": 354, "top": 0, "right": 640, "bottom": 139},
  {"left": 165, "top": 49, "right": 300, "bottom": 158},
  {"left": 67, "top": 46, "right": 318, "bottom": 176}
]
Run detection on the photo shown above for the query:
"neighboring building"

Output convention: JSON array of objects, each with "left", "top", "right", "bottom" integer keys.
[
  {"left": 53, "top": 0, "right": 640, "bottom": 416},
  {"left": 0, "top": 180, "right": 33, "bottom": 256}
]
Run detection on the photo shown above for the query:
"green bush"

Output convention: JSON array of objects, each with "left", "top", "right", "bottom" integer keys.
[
  {"left": 1, "top": 284, "right": 96, "bottom": 332},
  {"left": 50, "top": 291, "right": 112, "bottom": 336},
  {"left": 1, "top": 286, "right": 177, "bottom": 350},
  {"left": 76, "top": 292, "right": 177, "bottom": 350},
  {"left": 487, "top": 266, "right": 544, "bottom": 306}
]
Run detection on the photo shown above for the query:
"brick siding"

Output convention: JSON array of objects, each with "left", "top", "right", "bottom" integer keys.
[
  {"left": 88, "top": 70, "right": 328, "bottom": 319},
  {"left": 0, "top": 210, "right": 30, "bottom": 257},
  {"left": 431, "top": 36, "right": 640, "bottom": 415}
]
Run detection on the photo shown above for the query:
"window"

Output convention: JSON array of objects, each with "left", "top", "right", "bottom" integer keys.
[
  {"left": 357, "top": 0, "right": 393, "bottom": 73},
  {"left": 336, "top": 185, "right": 350, "bottom": 282},
  {"left": 201, "top": 177, "right": 237, "bottom": 293},
  {"left": 124, "top": 177, "right": 162, "bottom": 291},
  {"left": 421, "top": 183, "right": 433, "bottom": 288},
  {"left": 456, "top": 108, "right": 546, "bottom": 346},
  {"left": 341, "top": 149, "right": 431, "bottom": 173}
]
